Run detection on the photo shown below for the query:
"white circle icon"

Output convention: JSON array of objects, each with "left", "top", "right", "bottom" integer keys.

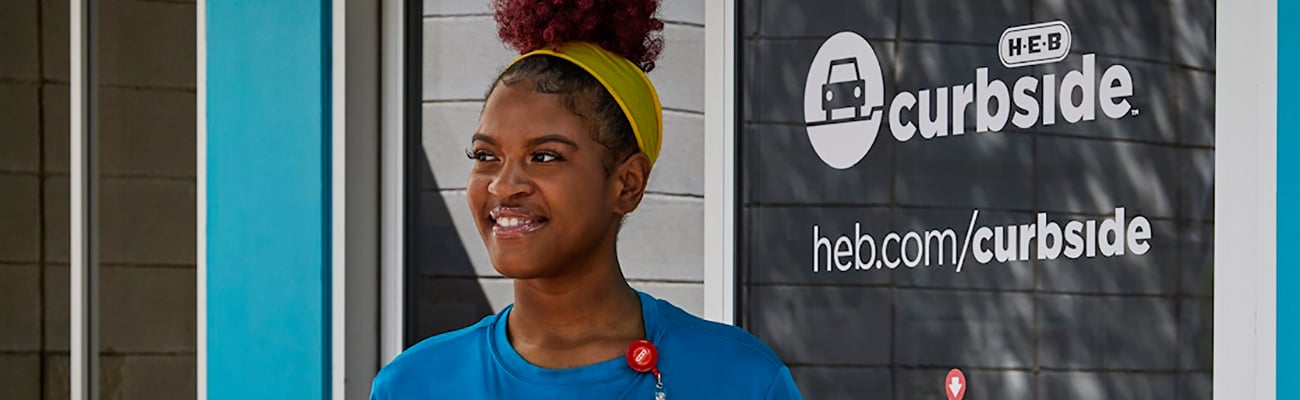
[{"left": 804, "top": 31, "right": 885, "bottom": 170}]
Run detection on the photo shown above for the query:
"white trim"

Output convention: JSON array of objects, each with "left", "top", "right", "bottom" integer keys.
[
  {"left": 196, "top": 0, "right": 208, "bottom": 397},
  {"left": 379, "top": 0, "right": 407, "bottom": 364},
  {"left": 703, "top": 0, "right": 737, "bottom": 325},
  {"left": 331, "top": 0, "right": 348, "bottom": 397},
  {"left": 70, "top": 0, "right": 98, "bottom": 398},
  {"left": 1215, "top": 0, "right": 1277, "bottom": 399}
]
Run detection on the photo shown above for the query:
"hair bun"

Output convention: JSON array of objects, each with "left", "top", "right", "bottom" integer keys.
[{"left": 492, "top": 0, "right": 665, "bottom": 72}]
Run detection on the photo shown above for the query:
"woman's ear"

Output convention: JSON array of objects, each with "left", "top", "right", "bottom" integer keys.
[{"left": 612, "top": 153, "right": 652, "bottom": 215}]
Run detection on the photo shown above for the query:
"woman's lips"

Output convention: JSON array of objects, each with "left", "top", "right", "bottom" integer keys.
[
  {"left": 488, "top": 207, "right": 548, "bottom": 239},
  {"left": 491, "top": 218, "right": 547, "bottom": 238}
]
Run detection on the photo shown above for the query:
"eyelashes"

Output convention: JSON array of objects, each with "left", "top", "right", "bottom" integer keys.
[
  {"left": 464, "top": 148, "right": 563, "bottom": 163},
  {"left": 465, "top": 148, "right": 498, "bottom": 162}
]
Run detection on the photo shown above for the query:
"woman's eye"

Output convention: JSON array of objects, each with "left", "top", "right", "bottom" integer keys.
[
  {"left": 465, "top": 149, "right": 498, "bottom": 162},
  {"left": 532, "top": 152, "right": 560, "bottom": 163}
]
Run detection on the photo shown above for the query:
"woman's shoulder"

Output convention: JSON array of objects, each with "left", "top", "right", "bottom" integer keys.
[
  {"left": 372, "top": 314, "right": 499, "bottom": 390},
  {"left": 650, "top": 297, "right": 786, "bottom": 371}
]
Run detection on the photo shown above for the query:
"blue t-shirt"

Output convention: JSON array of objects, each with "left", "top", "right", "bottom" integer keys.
[{"left": 371, "top": 291, "right": 802, "bottom": 399}]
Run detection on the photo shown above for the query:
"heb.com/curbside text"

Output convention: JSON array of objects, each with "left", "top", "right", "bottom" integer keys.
[{"left": 811, "top": 207, "right": 1152, "bottom": 273}]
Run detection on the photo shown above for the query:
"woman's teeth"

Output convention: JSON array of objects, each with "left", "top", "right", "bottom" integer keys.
[{"left": 497, "top": 217, "right": 530, "bottom": 227}]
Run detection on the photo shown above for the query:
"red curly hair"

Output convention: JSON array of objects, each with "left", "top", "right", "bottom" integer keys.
[{"left": 492, "top": 0, "right": 665, "bottom": 72}]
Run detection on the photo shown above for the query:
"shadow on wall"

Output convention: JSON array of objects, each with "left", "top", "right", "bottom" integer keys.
[{"left": 405, "top": 145, "right": 493, "bottom": 344}]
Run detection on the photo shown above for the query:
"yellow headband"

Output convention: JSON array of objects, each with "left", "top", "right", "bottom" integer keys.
[{"left": 508, "top": 42, "right": 663, "bottom": 166}]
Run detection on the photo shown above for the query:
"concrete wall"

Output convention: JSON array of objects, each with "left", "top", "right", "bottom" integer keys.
[
  {"left": 0, "top": 0, "right": 196, "bottom": 398},
  {"left": 411, "top": 0, "right": 707, "bottom": 339}
]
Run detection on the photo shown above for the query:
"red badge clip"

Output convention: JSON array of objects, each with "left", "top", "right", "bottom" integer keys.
[
  {"left": 626, "top": 339, "right": 659, "bottom": 374},
  {"left": 628, "top": 339, "right": 667, "bottom": 399}
]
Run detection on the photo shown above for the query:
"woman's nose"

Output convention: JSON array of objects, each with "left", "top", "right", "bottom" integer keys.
[{"left": 487, "top": 160, "right": 534, "bottom": 199}]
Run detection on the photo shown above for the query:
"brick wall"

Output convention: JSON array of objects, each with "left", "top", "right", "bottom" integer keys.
[{"left": 0, "top": 0, "right": 196, "bottom": 398}]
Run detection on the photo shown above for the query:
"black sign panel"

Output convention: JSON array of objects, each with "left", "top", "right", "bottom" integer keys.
[{"left": 737, "top": 1, "right": 1214, "bottom": 398}]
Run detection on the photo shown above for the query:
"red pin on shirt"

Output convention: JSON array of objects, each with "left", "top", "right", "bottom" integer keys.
[
  {"left": 627, "top": 340, "right": 668, "bottom": 399},
  {"left": 626, "top": 339, "right": 659, "bottom": 373},
  {"left": 945, "top": 368, "right": 967, "bottom": 400}
]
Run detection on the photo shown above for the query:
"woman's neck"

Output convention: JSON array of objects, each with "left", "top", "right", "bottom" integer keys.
[{"left": 506, "top": 253, "right": 645, "bottom": 368}]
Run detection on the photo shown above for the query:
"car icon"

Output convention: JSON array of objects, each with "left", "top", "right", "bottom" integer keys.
[{"left": 821, "top": 57, "right": 867, "bottom": 122}]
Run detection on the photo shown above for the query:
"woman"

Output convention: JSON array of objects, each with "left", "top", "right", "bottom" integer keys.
[{"left": 371, "top": 0, "right": 801, "bottom": 398}]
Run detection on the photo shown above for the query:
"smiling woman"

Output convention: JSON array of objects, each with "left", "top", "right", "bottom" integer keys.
[{"left": 369, "top": 0, "right": 800, "bottom": 398}]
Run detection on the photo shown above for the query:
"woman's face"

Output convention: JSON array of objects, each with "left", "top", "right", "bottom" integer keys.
[{"left": 467, "top": 81, "right": 636, "bottom": 279}]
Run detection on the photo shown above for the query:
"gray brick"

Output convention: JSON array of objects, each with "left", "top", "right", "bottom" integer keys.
[
  {"left": 98, "top": 1, "right": 196, "bottom": 88},
  {"left": 43, "top": 176, "right": 69, "bottom": 264},
  {"left": 99, "top": 266, "right": 196, "bottom": 353},
  {"left": 99, "top": 355, "right": 125, "bottom": 398},
  {"left": 760, "top": 0, "right": 897, "bottom": 40},
  {"left": 1033, "top": 55, "right": 1178, "bottom": 144},
  {"left": 0, "top": 0, "right": 39, "bottom": 80},
  {"left": 44, "top": 264, "right": 69, "bottom": 352},
  {"left": 98, "top": 178, "right": 196, "bottom": 266},
  {"left": 1172, "top": 0, "right": 1215, "bottom": 69},
  {"left": 99, "top": 88, "right": 197, "bottom": 177},
  {"left": 740, "top": 123, "right": 894, "bottom": 205},
  {"left": 788, "top": 366, "right": 891, "bottom": 400},
  {"left": 410, "top": 276, "right": 499, "bottom": 338},
  {"left": 0, "top": 83, "right": 41, "bottom": 172},
  {"left": 411, "top": 190, "right": 489, "bottom": 278},
  {"left": 1035, "top": 0, "right": 1172, "bottom": 63},
  {"left": 42, "top": 84, "right": 69, "bottom": 173},
  {"left": 42, "top": 85, "right": 195, "bottom": 176},
  {"left": 740, "top": 0, "right": 759, "bottom": 37},
  {"left": 423, "top": 0, "right": 490, "bottom": 16},
  {"left": 897, "top": 369, "right": 1032, "bottom": 400},
  {"left": 104, "top": 354, "right": 196, "bottom": 400},
  {"left": 660, "top": 0, "right": 704, "bottom": 26},
  {"left": 901, "top": 0, "right": 1031, "bottom": 44},
  {"left": 646, "top": 111, "right": 704, "bottom": 196},
  {"left": 1178, "top": 222, "right": 1212, "bottom": 297},
  {"left": 1180, "top": 148, "right": 1213, "bottom": 221},
  {"left": 891, "top": 210, "right": 1035, "bottom": 290},
  {"left": 1037, "top": 371, "right": 1177, "bottom": 399},
  {"left": 746, "top": 285, "right": 891, "bottom": 365},
  {"left": 649, "top": 24, "right": 705, "bottom": 112},
  {"left": 42, "top": 0, "right": 70, "bottom": 82},
  {"left": 1037, "top": 218, "right": 1179, "bottom": 295},
  {"left": 1037, "top": 294, "right": 1178, "bottom": 370},
  {"left": 894, "top": 129, "right": 1035, "bottom": 210},
  {"left": 629, "top": 281, "right": 703, "bottom": 316},
  {"left": 744, "top": 206, "right": 893, "bottom": 286},
  {"left": 418, "top": 101, "right": 479, "bottom": 192},
  {"left": 618, "top": 194, "right": 704, "bottom": 282},
  {"left": 44, "top": 353, "right": 70, "bottom": 400},
  {"left": 422, "top": 16, "right": 516, "bottom": 101},
  {"left": 1176, "top": 69, "right": 1214, "bottom": 147},
  {"left": 1035, "top": 136, "right": 1178, "bottom": 219},
  {"left": 0, "top": 264, "right": 41, "bottom": 351},
  {"left": 1179, "top": 298, "right": 1212, "bottom": 371},
  {"left": 895, "top": 290, "right": 1034, "bottom": 368},
  {"left": 0, "top": 354, "right": 41, "bottom": 400},
  {"left": 1179, "top": 372, "right": 1211, "bottom": 400},
  {"left": 0, "top": 174, "right": 40, "bottom": 263}
]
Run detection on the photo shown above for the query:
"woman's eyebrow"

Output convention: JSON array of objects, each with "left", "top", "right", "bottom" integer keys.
[
  {"left": 526, "top": 134, "right": 580, "bottom": 149},
  {"left": 471, "top": 133, "right": 496, "bottom": 145}
]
